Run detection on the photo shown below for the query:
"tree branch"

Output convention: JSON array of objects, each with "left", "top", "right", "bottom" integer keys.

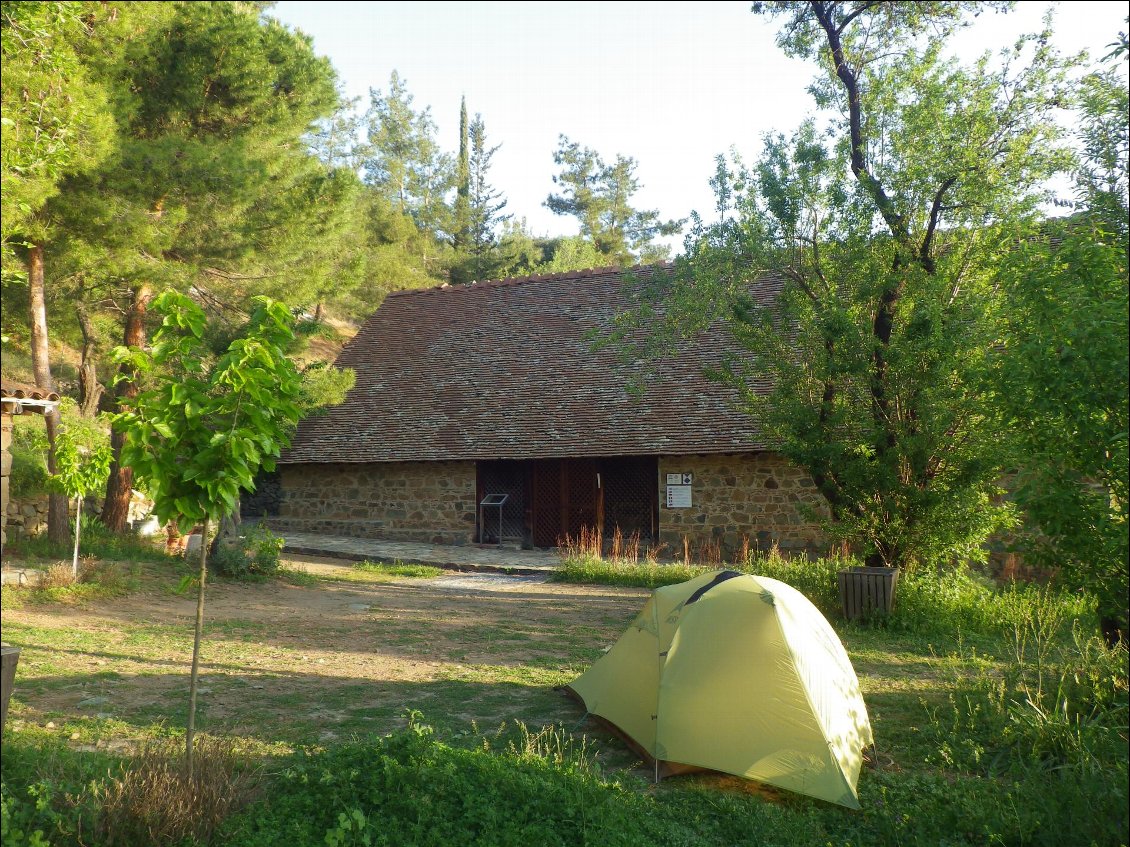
[
  {"left": 920, "top": 175, "right": 957, "bottom": 271},
  {"left": 810, "top": 2, "right": 910, "bottom": 246}
]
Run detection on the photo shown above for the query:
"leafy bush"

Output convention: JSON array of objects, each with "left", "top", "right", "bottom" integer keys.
[
  {"left": 7, "top": 400, "right": 112, "bottom": 501},
  {"left": 8, "top": 412, "right": 52, "bottom": 500},
  {"left": 0, "top": 781, "right": 52, "bottom": 847},
  {"left": 210, "top": 523, "right": 284, "bottom": 579},
  {"left": 217, "top": 715, "right": 826, "bottom": 847},
  {"left": 8, "top": 437, "right": 49, "bottom": 500},
  {"left": 0, "top": 734, "right": 259, "bottom": 847},
  {"left": 0, "top": 735, "right": 115, "bottom": 847}
]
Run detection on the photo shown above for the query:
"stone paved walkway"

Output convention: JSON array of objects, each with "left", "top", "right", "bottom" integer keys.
[{"left": 278, "top": 530, "right": 561, "bottom": 575}]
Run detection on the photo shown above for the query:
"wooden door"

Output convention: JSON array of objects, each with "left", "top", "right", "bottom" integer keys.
[
  {"left": 530, "top": 460, "right": 562, "bottom": 547},
  {"left": 530, "top": 458, "right": 599, "bottom": 546},
  {"left": 564, "top": 458, "right": 598, "bottom": 540},
  {"left": 599, "top": 456, "right": 658, "bottom": 542}
]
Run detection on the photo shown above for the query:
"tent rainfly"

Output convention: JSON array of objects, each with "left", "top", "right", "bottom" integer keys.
[{"left": 565, "top": 570, "right": 874, "bottom": 808}]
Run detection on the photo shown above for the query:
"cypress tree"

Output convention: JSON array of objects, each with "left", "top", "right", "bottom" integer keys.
[{"left": 453, "top": 96, "right": 471, "bottom": 254}]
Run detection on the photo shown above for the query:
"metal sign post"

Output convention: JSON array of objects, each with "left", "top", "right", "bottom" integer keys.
[{"left": 478, "top": 493, "right": 509, "bottom": 545}]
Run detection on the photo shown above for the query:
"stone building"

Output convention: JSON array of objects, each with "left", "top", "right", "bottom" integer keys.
[
  {"left": 1, "top": 380, "right": 59, "bottom": 552},
  {"left": 272, "top": 264, "right": 829, "bottom": 557}
]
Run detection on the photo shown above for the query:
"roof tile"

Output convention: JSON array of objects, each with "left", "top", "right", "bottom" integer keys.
[{"left": 282, "top": 264, "right": 776, "bottom": 463}]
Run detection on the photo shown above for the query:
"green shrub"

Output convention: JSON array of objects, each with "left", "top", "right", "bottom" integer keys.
[
  {"left": 217, "top": 715, "right": 827, "bottom": 847},
  {"left": 8, "top": 408, "right": 57, "bottom": 499},
  {"left": 211, "top": 523, "right": 284, "bottom": 579},
  {"left": 0, "top": 781, "right": 52, "bottom": 847},
  {"left": 892, "top": 564, "right": 1097, "bottom": 639},
  {"left": 0, "top": 735, "right": 117, "bottom": 847}
]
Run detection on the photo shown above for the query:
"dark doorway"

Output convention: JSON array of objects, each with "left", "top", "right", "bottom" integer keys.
[
  {"left": 476, "top": 460, "right": 527, "bottom": 544},
  {"left": 599, "top": 456, "right": 658, "bottom": 542},
  {"left": 529, "top": 458, "right": 598, "bottom": 546},
  {"left": 522, "top": 456, "right": 657, "bottom": 548}
]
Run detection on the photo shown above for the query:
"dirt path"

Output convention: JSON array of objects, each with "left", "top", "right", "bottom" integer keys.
[{"left": 3, "top": 557, "right": 649, "bottom": 749}]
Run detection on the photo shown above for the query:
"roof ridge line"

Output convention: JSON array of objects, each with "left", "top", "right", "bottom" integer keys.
[{"left": 384, "top": 261, "right": 676, "bottom": 299}]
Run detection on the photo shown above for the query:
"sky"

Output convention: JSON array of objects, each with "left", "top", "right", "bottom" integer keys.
[{"left": 268, "top": 1, "right": 1128, "bottom": 250}]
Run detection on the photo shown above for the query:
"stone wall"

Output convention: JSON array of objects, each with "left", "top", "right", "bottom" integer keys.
[
  {"left": 5, "top": 494, "right": 51, "bottom": 540},
  {"left": 4, "top": 493, "right": 110, "bottom": 539},
  {"left": 1, "top": 413, "right": 11, "bottom": 550},
  {"left": 271, "top": 461, "right": 477, "bottom": 545},
  {"left": 658, "top": 453, "right": 829, "bottom": 559}
]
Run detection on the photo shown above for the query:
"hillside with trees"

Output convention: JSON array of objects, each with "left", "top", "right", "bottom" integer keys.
[{"left": 1, "top": 0, "right": 677, "bottom": 539}]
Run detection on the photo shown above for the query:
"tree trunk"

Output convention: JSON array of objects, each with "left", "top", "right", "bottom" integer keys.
[
  {"left": 313, "top": 301, "right": 324, "bottom": 323},
  {"left": 101, "top": 284, "right": 153, "bottom": 531},
  {"left": 28, "top": 244, "right": 71, "bottom": 544},
  {"left": 185, "top": 517, "right": 211, "bottom": 779},
  {"left": 71, "top": 497, "right": 82, "bottom": 579},
  {"left": 76, "top": 300, "right": 104, "bottom": 417}
]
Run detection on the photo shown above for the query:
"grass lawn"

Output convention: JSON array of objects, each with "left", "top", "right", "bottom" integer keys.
[{"left": 1, "top": 551, "right": 1126, "bottom": 846}]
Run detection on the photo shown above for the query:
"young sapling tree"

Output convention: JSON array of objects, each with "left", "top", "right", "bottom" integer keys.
[{"left": 112, "top": 291, "right": 302, "bottom": 776}]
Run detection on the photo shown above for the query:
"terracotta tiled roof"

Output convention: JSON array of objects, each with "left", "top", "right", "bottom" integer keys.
[
  {"left": 282, "top": 264, "right": 779, "bottom": 463},
  {"left": 1, "top": 379, "right": 60, "bottom": 413}
]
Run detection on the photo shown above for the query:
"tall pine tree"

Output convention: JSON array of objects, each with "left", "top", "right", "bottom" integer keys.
[
  {"left": 545, "top": 135, "right": 682, "bottom": 265},
  {"left": 33, "top": 2, "right": 343, "bottom": 529}
]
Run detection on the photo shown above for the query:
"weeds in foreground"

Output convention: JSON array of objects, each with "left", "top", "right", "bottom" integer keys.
[
  {"left": 13, "top": 559, "right": 141, "bottom": 605},
  {"left": 0, "top": 734, "right": 259, "bottom": 847},
  {"left": 91, "top": 737, "right": 261, "bottom": 847},
  {"left": 929, "top": 620, "right": 1128, "bottom": 779},
  {"left": 275, "top": 559, "right": 445, "bottom": 586},
  {"left": 10, "top": 515, "right": 167, "bottom": 565}
]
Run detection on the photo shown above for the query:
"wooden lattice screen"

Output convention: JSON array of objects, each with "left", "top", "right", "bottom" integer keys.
[
  {"left": 477, "top": 460, "right": 527, "bottom": 543},
  {"left": 565, "top": 459, "right": 598, "bottom": 541},
  {"left": 531, "top": 460, "right": 562, "bottom": 547},
  {"left": 600, "top": 457, "right": 658, "bottom": 541}
]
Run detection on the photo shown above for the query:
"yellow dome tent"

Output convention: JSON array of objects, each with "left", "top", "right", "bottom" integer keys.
[{"left": 565, "top": 570, "right": 874, "bottom": 808}]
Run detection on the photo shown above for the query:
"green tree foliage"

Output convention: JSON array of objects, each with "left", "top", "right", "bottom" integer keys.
[
  {"left": 452, "top": 96, "right": 471, "bottom": 254},
  {"left": 307, "top": 94, "right": 364, "bottom": 172},
  {"left": 995, "top": 67, "right": 1129, "bottom": 639},
  {"left": 531, "top": 235, "right": 605, "bottom": 275},
  {"left": 0, "top": 0, "right": 115, "bottom": 263},
  {"left": 113, "top": 292, "right": 303, "bottom": 527},
  {"left": 360, "top": 71, "right": 454, "bottom": 242},
  {"left": 452, "top": 111, "right": 511, "bottom": 283},
  {"left": 112, "top": 289, "right": 303, "bottom": 775},
  {"left": 50, "top": 424, "right": 112, "bottom": 576},
  {"left": 24, "top": 2, "right": 349, "bottom": 529},
  {"left": 296, "top": 361, "right": 356, "bottom": 417},
  {"left": 45, "top": 0, "right": 345, "bottom": 308},
  {"left": 545, "top": 135, "right": 682, "bottom": 266},
  {"left": 638, "top": 2, "right": 1074, "bottom": 568}
]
